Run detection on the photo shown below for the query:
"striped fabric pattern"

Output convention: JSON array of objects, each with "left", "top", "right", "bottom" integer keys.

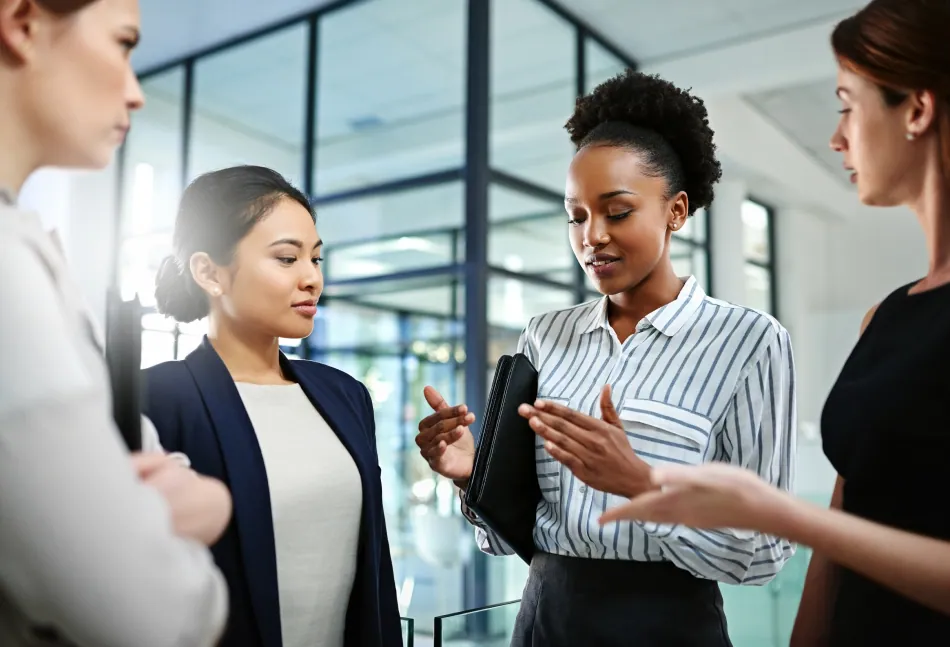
[{"left": 467, "top": 276, "right": 797, "bottom": 585}]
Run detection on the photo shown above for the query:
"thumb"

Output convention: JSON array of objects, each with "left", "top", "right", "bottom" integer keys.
[
  {"left": 423, "top": 386, "right": 449, "bottom": 412},
  {"left": 600, "top": 385, "right": 621, "bottom": 426}
]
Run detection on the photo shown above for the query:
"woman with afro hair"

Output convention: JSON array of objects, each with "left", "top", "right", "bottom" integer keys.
[{"left": 416, "top": 69, "right": 798, "bottom": 646}]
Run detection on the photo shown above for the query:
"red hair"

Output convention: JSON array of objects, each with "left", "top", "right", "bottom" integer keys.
[
  {"left": 35, "top": 0, "right": 98, "bottom": 14},
  {"left": 832, "top": 0, "right": 950, "bottom": 175}
]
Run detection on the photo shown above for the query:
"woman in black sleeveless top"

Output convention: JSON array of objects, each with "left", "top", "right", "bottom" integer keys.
[{"left": 599, "top": 0, "right": 950, "bottom": 644}]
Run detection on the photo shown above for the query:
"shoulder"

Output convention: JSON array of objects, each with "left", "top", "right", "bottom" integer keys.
[
  {"left": 703, "top": 297, "right": 789, "bottom": 369},
  {"left": 524, "top": 298, "right": 601, "bottom": 337},
  {"left": 859, "top": 302, "right": 881, "bottom": 336},
  {"left": 290, "top": 359, "right": 369, "bottom": 400},
  {"left": 144, "top": 360, "right": 194, "bottom": 392}
]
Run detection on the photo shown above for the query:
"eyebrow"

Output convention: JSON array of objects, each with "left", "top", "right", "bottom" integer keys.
[
  {"left": 564, "top": 190, "right": 638, "bottom": 205},
  {"left": 268, "top": 238, "right": 323, "bottom": 250}
]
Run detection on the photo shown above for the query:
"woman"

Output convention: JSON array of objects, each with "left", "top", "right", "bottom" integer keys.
[
  {"left": 416, "top": 71, "right": 798, "bottom": 646},
  {"left": 144, "top": 165, "right": 402, "bottom": 647},
  {"left": 601, "top": 1, "right": 950, "bottom": 644},
  {"left": 0, "top": 1, "right": 232, "bottom": 646},
  {"left": 0, "top": 0, "right": 230, "bottom": 647}
]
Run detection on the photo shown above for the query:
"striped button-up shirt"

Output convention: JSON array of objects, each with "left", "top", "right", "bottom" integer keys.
[{"left": 465, "top": 276, "right": 797, "bottom": 585}]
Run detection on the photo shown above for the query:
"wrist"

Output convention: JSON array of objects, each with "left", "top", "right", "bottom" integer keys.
[
  {"left": 623, "top": 462, "right": 653, "bottom": 498},
  {"left": 758, "top": 488, "right": 805, "bottom": 540}
]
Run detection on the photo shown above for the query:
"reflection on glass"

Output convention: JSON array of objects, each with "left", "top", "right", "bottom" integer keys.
[
  {"left": 488, "top": 274, "right": 574, "bottom": 335},
  {"left": 585, "top": 37, "right": 627, "bottom": 92},
  {"left": 318, "top": 181, "right": 464, "bottom": 281},
  {"left": 190, "top": 23, "right": 308, "bottom": 186},
  {"left": 314, "top": 0, "right": 465, "bottom": 195},
  {"left": 741, "top": 199, "right": 771, "bottom": 263},
  {"left": 744, "top": 263, "right": 772, "bottom": 313},
  {"left": 491, "top": 0, "right": 576, "bottom": 191},
  {"left": 489, "top": 184, "right": 571, "bottom": 282}
]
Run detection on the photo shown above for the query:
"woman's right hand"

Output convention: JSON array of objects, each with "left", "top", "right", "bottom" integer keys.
[
  {"left": 416, "top": 386, "right": 476, "bottom": 486},
  {"left": 132, "top": 452, "right": 233, "bottom": 546}
]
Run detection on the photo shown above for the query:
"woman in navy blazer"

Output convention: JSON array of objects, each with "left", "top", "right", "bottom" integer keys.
[{"left": 142, "top": 165, "right": 401, "bottom": 647}]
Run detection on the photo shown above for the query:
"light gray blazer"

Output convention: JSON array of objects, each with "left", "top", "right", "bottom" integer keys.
[{"left": 0, "top": 203, "right": 227, "bottom": 647}]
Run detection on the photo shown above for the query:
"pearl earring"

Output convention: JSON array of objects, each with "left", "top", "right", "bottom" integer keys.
[
  {"left": 906, "top": 132, "right": 917, "bottom": 141},
  {"left": 212, "top": 288, "right": 220, "bottom": 296}
]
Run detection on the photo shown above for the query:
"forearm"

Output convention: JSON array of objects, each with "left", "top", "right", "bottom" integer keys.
[
  {"left": 773, "top": 495, "right": 950, "bottom": 616},
  {"left": 171, "top": 476, "right": 233, "bottom": 546},
  {"left": 790, "top": 550, "right": 838, "bottom": 647}
]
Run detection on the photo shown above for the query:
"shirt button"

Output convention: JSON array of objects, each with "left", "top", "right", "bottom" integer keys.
[{"left": 579, "top": 485, "right": 588, "bottom": 493}]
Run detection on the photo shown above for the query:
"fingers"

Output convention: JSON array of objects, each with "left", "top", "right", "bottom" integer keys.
[
  {"left": 599, "top": 384, "right": 622, "bottom": 426},
  {"left": 520, "top": 406, "right": 588, "bottom": 459},
  {"left": 423, "top": 386, "right": 449, "bottom": 412},
  {"left": 598, "top": 489, "right": 676, "bottom": 525},
  {"left": 130, "top": 452, "right": 173, "bottom": 478},
  {"left": 416, "top": 409, "right": 474, "bottom": 444},
  {"left": 543, "top": 439, "right": 587, "bottom": 474}
]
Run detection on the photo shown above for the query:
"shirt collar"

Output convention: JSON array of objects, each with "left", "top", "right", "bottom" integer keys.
[{"left": 580, "top": 275, "right": 706, "bottom": 337}]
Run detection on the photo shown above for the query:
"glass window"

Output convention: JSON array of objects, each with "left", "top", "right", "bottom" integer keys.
[
  {"left": 121, "top": 69, "right": 185, "bottom": 237},
  {"left": 489, "top": 184, "right": 572, "bottom": 284},
  {"left": 741, "top": 199, "right": 771, "bottom": 263},
  {"left": 488, "top": 274, "right": 574, "bottom": 343},
  {"left": 318, "top": 182, "right": 463, "bottom": 282},
  {"left": 491, "top": 0, "right": 576, "bottom": 192},
  {"left": 314, "top": 278, "right": 467, "bottom": 627},
  {"left": 741, "top": 199, "right": 775, "bottom": 314},
  {"left": 585, "top": 37, "right": 627, "bottom": 92},
  {"left": 189, "top": 23, "right": 309, "bottom": 187},
  {"left": 314, "top": 0, "right": 466, "bottom": 195}
]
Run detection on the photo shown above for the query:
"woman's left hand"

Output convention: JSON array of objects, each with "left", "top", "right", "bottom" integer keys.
[{"left": 519, "top": 385, "right": 652, "bottom": 498}]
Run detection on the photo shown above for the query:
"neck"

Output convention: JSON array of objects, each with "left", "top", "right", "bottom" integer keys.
[
  {"left": 207, "top": 315, "right": 288, "bottom": 385},
  {"left": 0, "top": 77, "right": 41, "bottom": 196},
  {"left": 607, "top": 258, "right": 684, "bottom": 327},
  {"left": 909, "top": 162, "right": 950, "bottom": 281}
]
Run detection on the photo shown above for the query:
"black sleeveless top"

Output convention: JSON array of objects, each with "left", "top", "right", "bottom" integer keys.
[{"left": 822, "top": 279, "right": 950, "bottom": 644}]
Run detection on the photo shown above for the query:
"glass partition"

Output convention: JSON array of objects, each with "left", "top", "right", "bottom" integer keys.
[{"left": 433, "top": 600, "right": 521, "bottom": 647}]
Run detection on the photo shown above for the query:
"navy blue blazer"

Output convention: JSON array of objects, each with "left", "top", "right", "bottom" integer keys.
[{"left": 143, "top": 338, "right": 402, "bottom": 647}]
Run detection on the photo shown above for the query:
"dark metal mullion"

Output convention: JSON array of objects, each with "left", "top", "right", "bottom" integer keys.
[
  {"left": 303, "top": 14, "right": 319, "bottom": 197},
  {"left": 489, "top": 168, "right": 562, "bottom": 204},
  {"left": 533, "top": 0, "right": 638, "bottom": 70},
  {"left": 766, "top": 205, "right": 779, "bottom": 317},
  {"left": 572, "top": 26, "right": 587, "bottom": 305},
  {"left": 312, "top": 168, "right": 464, "bottom": 206},
  {"left": 705, "top": 203, "right": 715, "bottom": 298},
  {"left": 462, "top": 0, "right": 491, "bottom": 628},
  {"left": 181, "top": 60, "right": 195, "bottom": 187}
]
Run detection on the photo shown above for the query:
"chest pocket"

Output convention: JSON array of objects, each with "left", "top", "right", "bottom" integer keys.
[{"left": 618, "top": 399, "right": 712, "bottom": 466}]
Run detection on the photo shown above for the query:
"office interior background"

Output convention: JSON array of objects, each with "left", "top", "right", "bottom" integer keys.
[{"left": 19, "top": 0, "right": 927, "bottom": 644}]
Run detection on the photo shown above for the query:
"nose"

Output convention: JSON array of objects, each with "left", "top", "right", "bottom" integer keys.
[
  {"left": 126, "top": 67, "right": 145, "bottom": 112},
  {"left": 582, "top": 216, "right": 608, "bottom": 249},
  {"left": 300, "top": 260, "right": 323, "bottom": 294},
  {"left": 829, "top": 122, "right": 846, "bottom": 152}
]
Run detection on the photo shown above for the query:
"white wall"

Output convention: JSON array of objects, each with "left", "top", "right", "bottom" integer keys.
[{"left": 772, "top": 203, "right": 926, "bottom": 500}]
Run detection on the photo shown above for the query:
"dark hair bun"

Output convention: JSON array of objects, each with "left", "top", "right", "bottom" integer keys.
[
  {"left": 154, "top": 255, "right": 209, "bottom": 323},
  {"left": 565, "top": 70, "right": 722, "bottom": 212}
]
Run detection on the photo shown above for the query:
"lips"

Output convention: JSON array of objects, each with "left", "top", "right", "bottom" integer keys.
[
  {"left": 292, "top": 300, "right": 317, "bottom": 318},
  {"left": 585, "top": 254, "right": 622, "bottom": 277}
]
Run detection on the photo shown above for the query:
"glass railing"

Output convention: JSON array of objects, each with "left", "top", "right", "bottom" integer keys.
[
  {"left": 400, "top": 616, "right": 415, "bottom": 647},
  {"left": 432, "top": 600, "right": 521, "bottom": 647}
]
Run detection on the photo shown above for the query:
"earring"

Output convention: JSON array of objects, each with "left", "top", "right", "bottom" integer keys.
[
  {"left": 906, "top": 132, "right": 917, "bottom": 141},
  {"left": 212, "top": 288, "right": 220, "bottom": 296}
]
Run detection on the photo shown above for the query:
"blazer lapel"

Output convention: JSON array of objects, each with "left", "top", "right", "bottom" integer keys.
[
  {"left": 185, "top": 338, "right": 282, "bottom": 647},
  {"left": 281, "top": 355, "right": 376, "bottom": 486}
]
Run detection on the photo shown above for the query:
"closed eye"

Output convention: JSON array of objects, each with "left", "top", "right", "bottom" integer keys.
[
  {"left": 312, "top": 257, "right": 323, "bottom": 265},
  {"left": 278, "top": 257, "right": 296, "bottom": 265},
  {"left": 608, "top": 211, "right": 632, "bottom": 221}
]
